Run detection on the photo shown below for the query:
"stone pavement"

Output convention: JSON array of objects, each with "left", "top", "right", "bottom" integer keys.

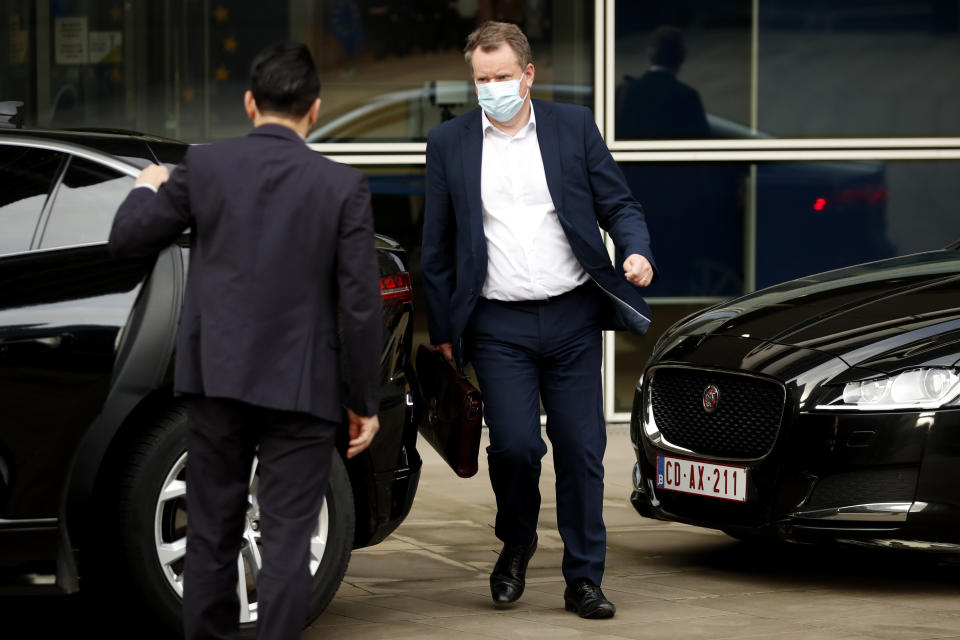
[{"left": 304, "top": 426, "right": 960, "bottom": 640}]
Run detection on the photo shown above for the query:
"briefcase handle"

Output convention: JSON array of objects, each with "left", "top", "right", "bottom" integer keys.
[{"left": 466, "top": 396, "right": 480, "bottom": 420}]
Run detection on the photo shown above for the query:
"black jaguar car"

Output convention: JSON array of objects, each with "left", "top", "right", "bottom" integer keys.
[
  {"left": 0, "top": 128, "right": 421, "bottom": 635},
  {"left": 631, "top": 248, "right": 960, "bottom": 551}
]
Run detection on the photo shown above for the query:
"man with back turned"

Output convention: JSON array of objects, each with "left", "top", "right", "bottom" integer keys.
[
  {"left": 109, "top": 42, "right": 382, "bottom": 640},
  {"left": 421, "top": 21, "right": 657, "bottom": 619}
]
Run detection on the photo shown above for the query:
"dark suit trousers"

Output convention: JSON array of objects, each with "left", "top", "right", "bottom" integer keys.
[
  {"left": 182, "top": 396, "right": 338, "bottom": 640},
  {"left": 467, "top": 284, "right": 607, "bottom": 586}
]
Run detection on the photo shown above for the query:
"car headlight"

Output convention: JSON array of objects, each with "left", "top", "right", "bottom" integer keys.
[{"left": 820, "top": 367, "right": 960, "bottom": 410}]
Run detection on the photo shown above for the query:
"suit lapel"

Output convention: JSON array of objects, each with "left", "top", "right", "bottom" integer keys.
[
  {"left": 535, "top": 100, "right": 565, "bottom": 215},
  {"left": 460, "top": 111, "right": 485, "bottom": 256},
  {"left": 535, "top": 100, "right": 601, "bottom": 270}
]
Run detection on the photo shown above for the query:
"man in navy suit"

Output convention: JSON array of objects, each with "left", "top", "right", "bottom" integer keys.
[
  {"left": 109, "top": 42, "right": 381, "bottom": 640},
  {"left": 616, "top": 26, "right": 710, "bottom": 140},
  {"left": 421, "top": 21, "right": 656, "bottom": 619}
]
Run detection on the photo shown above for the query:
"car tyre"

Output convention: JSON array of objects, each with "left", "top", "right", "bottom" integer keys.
[{"left": 110, "top": 404, "right": 354, "bottom": 638}]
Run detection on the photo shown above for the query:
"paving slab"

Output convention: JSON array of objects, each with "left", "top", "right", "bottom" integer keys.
[{"left": 305, "top": 425, "right": 960, "bottom": 640}]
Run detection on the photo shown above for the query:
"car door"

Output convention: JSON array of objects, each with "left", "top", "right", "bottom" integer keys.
[{"left": 0, "top": 145, "right": 158, "bottom": 590}]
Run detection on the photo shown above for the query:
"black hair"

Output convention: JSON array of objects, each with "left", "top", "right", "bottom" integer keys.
[
  {"left": 249, "top": 42, "right": 321, "bottom": 118},
  {"left": 648, "top": 26, "right": 686, "bottom": 70}
]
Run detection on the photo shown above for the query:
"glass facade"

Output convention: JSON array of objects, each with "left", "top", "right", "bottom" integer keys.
[
  {"left": 308, "top": 0, "right": 593, "bottom": 142},
  {"left": 622, "top": 162, "right": 746, "bottom": 297},
  {"left": 612, "top": 0, "right": 960, "bottom": 142},
  {"left": 1, "top": 0, "right": 592, "bottom": 143},
  {"left": 757, "top": 0, "right": 960, "bottom": 138},
  {"left": 4, "top": 0, "right": 960, "bottom": 420},
  {"left": 756, "top": 159, "right": 960, "bottom": 287},
  {"left": 614, "top": 0, "right": 751, "bottom": 140}
]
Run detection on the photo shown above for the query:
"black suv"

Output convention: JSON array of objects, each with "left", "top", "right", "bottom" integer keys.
[{"left": 0, "top": 128, "right": 421, "bottom": 635}]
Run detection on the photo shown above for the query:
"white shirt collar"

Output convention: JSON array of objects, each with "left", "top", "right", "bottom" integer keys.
[{"left": 480, "top": 100, "right": 536, "bottom": 137}]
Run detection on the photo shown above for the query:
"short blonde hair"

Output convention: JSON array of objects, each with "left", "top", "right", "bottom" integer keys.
[{"left": 464, "top": 21, "right": 533, "bottom": 70}]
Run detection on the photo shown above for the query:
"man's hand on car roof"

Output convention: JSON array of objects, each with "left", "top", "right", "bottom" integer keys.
[{"left": 135, "top": 164, "right": 170, "bottom": 190}]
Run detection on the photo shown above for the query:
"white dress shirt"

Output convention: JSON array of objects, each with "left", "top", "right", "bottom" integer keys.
[{"left": 479, "top": 104, "right": 587, "bottom": 301}]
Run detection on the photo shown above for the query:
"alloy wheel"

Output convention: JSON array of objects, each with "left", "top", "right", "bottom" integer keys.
[{"left": 153, "top": 452, "right": 330, "bottom": 623}]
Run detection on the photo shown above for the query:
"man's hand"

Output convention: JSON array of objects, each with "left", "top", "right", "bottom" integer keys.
[
  {"left": 435, "top": 342, "right": 454, "bottom": 363},
  {"left": 346, "top": 409, "right": 379, "bottom": 459},
  {"left": 623, "top": 253, "right": 654, "bottom": 287},
  {"left": 135, "top": 164, "right": 170, "bottom": 190}
]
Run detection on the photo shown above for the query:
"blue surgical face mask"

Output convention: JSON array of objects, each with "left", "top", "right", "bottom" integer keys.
[{"left": 476, "top": 79, "right": 528, "bottom": 123}]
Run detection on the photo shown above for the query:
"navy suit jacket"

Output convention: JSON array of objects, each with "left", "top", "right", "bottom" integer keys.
[
  {"left": 422, "top": 100, "right": 657, "bottom": 367},
  {"left": 109, "top": 124, "right": 382, "bottom": 421}
]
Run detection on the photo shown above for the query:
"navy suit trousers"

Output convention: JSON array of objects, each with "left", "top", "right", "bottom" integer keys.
[
  {"left": 467, "top": 284, "right": 607, "bottom": 586},
  {"left": 183, "top": 396, "right": 338, "bottom": 640}
]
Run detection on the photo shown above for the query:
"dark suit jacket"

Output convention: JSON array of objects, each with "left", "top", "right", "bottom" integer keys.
[
  {"left": 421, "top": 100, "right": 657, "bottom": 367},
  {"left": 109, "top": 124, "right": 382, "bottom": 421},
  {"left": 616, "top": 70, "right": 710, "bottom": 140}
]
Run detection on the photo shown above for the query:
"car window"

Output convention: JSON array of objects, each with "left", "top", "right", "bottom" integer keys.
[
  {"left": 39, "top": 156, "right": 134, "bottom": 249},
  {"left": 0, "top": 145, "right": 64, "bottom": 255}
]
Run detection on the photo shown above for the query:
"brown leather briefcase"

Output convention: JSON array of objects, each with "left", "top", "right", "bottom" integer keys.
[{"left": 415, "top": 344, "right": 483, "bottom": 478}]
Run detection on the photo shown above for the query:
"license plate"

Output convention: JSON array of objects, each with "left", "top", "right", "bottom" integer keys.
[{"left": 656, "top": 455, "right": 748, "bottom": 502}]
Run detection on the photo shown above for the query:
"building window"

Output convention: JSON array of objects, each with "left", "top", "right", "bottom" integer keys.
[
  {"left": 11, "top": 1, "right": 594, "bottom": 144},
  {"left": 308, "top": 0, "right": 594, "bottom": 143},
  {"left": 757, "top": 0, "right": 960, "bottom": 138},
  {"left": 613, "top": 0, "right": 752, "bottom": 141},
  {"left": 620, "top": 162, "right": 747, "bottom": 298},
  {"left": 756, "top": 159, "right": 960, "bottom": 288}
]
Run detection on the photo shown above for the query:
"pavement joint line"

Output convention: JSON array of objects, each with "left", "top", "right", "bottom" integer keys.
[
  {"left": 338, "top": 580, "right": 376, "bottom": 595},
  {"left": 308, "top": 614, "right": 382, "bottom": 628},
  {"left": 371, "top": 535, "right": 486, "bottom": 573},
  {"left": 401, "top": 519, "right": 489, "bottom": 527}
]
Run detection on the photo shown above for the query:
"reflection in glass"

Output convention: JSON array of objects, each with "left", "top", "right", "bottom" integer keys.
[
  {"left": 756, "top": 160, "right": 891, "bottom": 288},
  {"left": 1, "top": 4, "right": 32, "bottom": 123},
  {"left": 0, "top": 146, "right": 64, "bottom": 255},
  {"left": 620, "top": 162, "right": 746, "bottom": 297},
  {"left": 614, "top": 0, "right": 751, "bottom": 141},
  {"left": 8, "top": 1, "right": 592, "bottom": 144},
  {"left": 755, "top": 160, "right": 960, "bottom": 288},
  {"left": 308, "top": 1, "right": 593, "bottom": 142},
  {"left": 625, "top": 158, "right": 960, "bottom": 299},
  {"left": 616, "top": 26, "right": 709, "bottom": 139},
  {"left": 39, "top": 157, "right": 134, "bottom": 249},
  {"left": 758, "top": 0, "right": 960, "bottom": 138}
]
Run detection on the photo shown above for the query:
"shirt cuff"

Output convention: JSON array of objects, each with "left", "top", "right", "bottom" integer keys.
[{"left": 134, "top": 183, "right": 158, "bottom": 194}]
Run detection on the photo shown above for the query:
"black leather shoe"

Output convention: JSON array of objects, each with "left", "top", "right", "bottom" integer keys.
[
  {"left": 563, "top": 578, "right": 616, "bottom": 619},
  {"left": 490, "top": 535, "right": 537, "bottom": 605}
]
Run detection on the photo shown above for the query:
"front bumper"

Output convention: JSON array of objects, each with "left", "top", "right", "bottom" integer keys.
[{"left": 630, "top": 383, "right": 960, "bottom": 548}]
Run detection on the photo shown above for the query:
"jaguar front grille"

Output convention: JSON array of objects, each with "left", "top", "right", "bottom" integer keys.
[{"left": 649, "top": 367, "right": 786, "bottom": 459}]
